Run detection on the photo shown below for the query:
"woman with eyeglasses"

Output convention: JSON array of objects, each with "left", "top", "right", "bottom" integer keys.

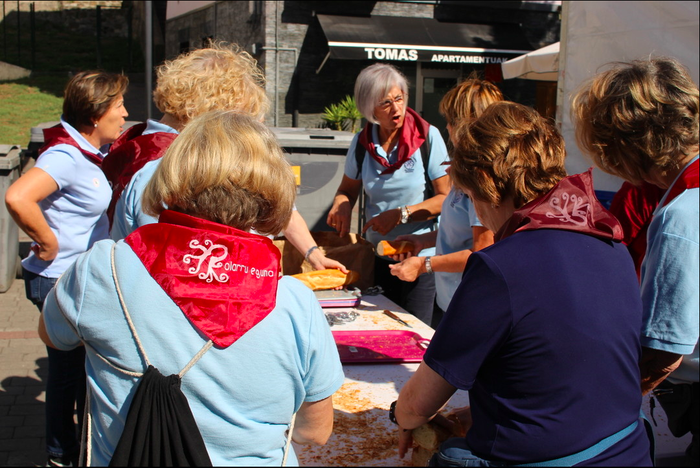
[{"left": 327, "top": 63, "right": 450, "bottom": 326}]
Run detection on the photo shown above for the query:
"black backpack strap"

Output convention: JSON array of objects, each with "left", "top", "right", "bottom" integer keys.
[
  {"left": 354, "top": 130, "right": 367, "bottom": 180},
  {"left": 419, "top": 134, "right": 433, "bottom": 201}
]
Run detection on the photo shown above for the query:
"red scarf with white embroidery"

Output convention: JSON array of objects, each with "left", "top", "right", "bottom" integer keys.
[
  {"left": 496, "top": 168, "right": 624, "bottom": 242},
  {"left": 358, "top": 107, "right": 431, "bottom": 175},
  {"left": 40, "top": 125, "right": 103, "bottom": 166},
  {"left": 124, "top": 210, "right": 281, "bottom": 348}
]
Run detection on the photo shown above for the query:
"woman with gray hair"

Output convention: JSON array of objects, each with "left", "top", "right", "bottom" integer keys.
[{"left": 327, "top": 63, "right": 450, "bottom": 325}]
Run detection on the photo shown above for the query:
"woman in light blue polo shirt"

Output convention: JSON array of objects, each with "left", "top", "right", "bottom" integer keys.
[
  {"left": 5, "top": 70, "right": 129, "bottom": 467},
  {"left": 327, "top": 63, "right": 450, "bottom": 326}
]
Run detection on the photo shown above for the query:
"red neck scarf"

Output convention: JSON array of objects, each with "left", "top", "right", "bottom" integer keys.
[
  {"left": 358, "top": 107, "right": 431, "bottom": 175},
  {"left": 661, "top": 157, "right": 699, "bottom": 208},
  {"left": 496, "top": 169, "right": 624, "bottom": 242},
  {"left": 101, "top": 123, "right": 178, "bottom": 226},
  {"left": 125, "top": 210, "right": 281, "bottom": 348},
  {"left": 41, "top": 125, "right": 103, "bottom": 167}
]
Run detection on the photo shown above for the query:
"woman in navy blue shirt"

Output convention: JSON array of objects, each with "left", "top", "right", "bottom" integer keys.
[{"left": 392, "top": 102, "right": 652, "bottom": 466}]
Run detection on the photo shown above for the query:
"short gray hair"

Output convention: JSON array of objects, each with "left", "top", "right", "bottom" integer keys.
[{"left": 354, "top": 63, "right": 409, "bottom": 124}]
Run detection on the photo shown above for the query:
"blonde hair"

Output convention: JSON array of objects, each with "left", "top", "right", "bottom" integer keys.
[
  {"left": 572, "top": 57, "right": 699, "bottom": 184},
  {"left": 439, "top": 75, "right": 503, "bottom": 127},
  {"left": 451, "top": 101, "right": 567, "bottom": 209},
  {"left": 63, "top": 70, "right": 128, "bottom": 128},
  {"left": 142, "top": 111, "right": 295, "bottom": 235},
  {"left": 153, "top": 42, "right": 269, "bottom": 123},
  {"left": 354, "top": 63, "right": 409, "bottom": 124}
]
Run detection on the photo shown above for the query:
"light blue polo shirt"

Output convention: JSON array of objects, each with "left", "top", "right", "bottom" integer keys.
[
  {"left": 22, "top": 118, "right": 110, "bottom": 278},
  {"left": 640, "top": 155, "right": 699, "bottom": 384},
  {"left": 344, "top": 125, "right": 449, "bottom": 255},
  {"left": 435, "top": 186, "right": 482, "bottom": 311},
  {"left": 42, "top": 239, "right": 345, "bottom": 466}
]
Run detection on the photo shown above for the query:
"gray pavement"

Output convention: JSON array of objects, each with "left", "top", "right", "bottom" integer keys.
[{"left": 0, "top": 265, "right": 49, "bottom": 467}]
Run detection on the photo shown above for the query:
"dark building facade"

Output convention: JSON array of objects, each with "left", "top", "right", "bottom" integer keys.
[{"left": 165, "top": 1, "right": 560, "bottom": 134}]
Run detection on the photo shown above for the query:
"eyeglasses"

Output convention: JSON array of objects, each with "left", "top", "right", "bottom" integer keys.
[{"left": 377, "top": 94, "right": 406, "bottom": 110}]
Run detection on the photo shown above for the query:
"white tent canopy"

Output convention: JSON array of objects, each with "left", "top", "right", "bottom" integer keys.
[{"left": 501, "top": 41, "right": 559, "bottom": 81}]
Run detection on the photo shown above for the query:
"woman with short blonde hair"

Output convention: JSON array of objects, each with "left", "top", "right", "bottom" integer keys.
[
  {"left": 107, "top": 43, "right": 347, "bottom": 273},
  {"left": 143, "top": 110, "right": 295, "bottom": 235},
  {"left": 387, "top": 77, "right": 499, "bottom": 327},
  {"left": 394, "top": 101, "right": 651, "bottom": 466},
  {"left": 39, "top": 111, "right": 344, "bottom": 466},
  {"left": 153, "top": 43, "right": 269, "bottom": 123}
]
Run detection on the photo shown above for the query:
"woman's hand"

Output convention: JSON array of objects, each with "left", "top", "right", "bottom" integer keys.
[
  {"left": 389, "top": 256, "right": 425, "bottom": 282},
  {"left": 362, "top": 208, "right": 401, "bottom": 236},
  {"left": 387, "top": 234, "right": 425, "bottom": 261},
  {"left": 327, "top": 176, "right": 362, "bottom": 237},
  {"left": 31, "top": 237, "right": 59, "bottom": 262},
  {"left": 398, "top": 426, "right": 414, "bottom": 459},
  {"left": 327, "top": 199, "right": 353, "bottom": 237},
  {"left": 306, "top": 247, "right": 349, "bottom": 274}
]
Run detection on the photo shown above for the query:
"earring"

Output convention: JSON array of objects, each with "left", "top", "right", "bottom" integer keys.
[{"left": 94, "top": 123, "right": 97, "bottom": 128}]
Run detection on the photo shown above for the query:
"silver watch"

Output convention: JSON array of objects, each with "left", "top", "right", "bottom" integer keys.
[
  {"left": 425, "top": 256, "right": 433, "bottom": 274},
  {"left": 400, "top": 205, "right": 410, "bottom": 224}
]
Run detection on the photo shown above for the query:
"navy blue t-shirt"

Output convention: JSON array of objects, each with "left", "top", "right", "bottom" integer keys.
[{"left": 424, "top": 229, "right": 651, "bottom": 466}]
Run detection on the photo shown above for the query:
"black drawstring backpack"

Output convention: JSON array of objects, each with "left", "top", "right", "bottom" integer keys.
[{"left": 81, "top": 244, "right": 213, "bottom": 467}]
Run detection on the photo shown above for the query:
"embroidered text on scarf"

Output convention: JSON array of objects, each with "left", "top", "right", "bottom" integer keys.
[
  {"left": 124, "top": 210, "right": 281, "bottom": 348},
  {"left": 496, "top": 168, "right": 624, "bottom": 242},
  {"left": 358, "top": 107, "right": 431, "bottom": 175}
]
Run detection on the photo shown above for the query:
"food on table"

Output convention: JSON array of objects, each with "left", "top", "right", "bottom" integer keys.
[
  {"left": 291, "top": 269, "right": 359, "bottom": 291},
  {"left": 377, "top": 239, "right": 415, "bottom": 256}
]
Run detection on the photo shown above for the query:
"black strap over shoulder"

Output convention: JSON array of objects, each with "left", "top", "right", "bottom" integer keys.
[{"left": 109, "top": 366, "right": 213, "bottom": 467}]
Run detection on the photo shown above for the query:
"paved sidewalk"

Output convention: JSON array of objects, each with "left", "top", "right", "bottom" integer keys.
[{"left": 0, "top": 275, "right": 48, "bottom": 467}]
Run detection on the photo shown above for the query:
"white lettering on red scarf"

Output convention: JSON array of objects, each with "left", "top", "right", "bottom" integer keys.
[
  {"left": 183, "top": 239, "right": 230, "bottom": 283},
  {"left": 546, "top": 192, "right": 588, "bottom": 227}
]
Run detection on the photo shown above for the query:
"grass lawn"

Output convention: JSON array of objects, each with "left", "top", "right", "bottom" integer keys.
[
  {"left": 0, "top": 76, "right": 66, "bottom": 146},
  {"left": 0, "top": 6, "right": 144, "bottom": 146}
]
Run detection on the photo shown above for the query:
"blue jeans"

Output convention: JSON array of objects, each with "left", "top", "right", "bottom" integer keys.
[
  {"left": 429, "top": 438, "right": 504, "bottom": 467},
  {"left": 24, "top": 269, "right": 86, "bottom": 460}
]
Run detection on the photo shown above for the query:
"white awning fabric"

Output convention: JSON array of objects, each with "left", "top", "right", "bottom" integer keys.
[{"left": 501, "top": 41, "right": 559, "bottom": 81}]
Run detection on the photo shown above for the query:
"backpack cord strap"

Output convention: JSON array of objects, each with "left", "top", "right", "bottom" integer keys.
[
  {"left": 282, "top": 412, "right": 297, "bottom": 467},
  {"left": 179, "top": 340, "right": 214, "bottom": 378},
  {"left": 111, "top": 243, "right": 151, "bottom": 368}
]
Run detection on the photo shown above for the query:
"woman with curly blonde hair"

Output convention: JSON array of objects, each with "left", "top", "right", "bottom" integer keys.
[{"left": 107, "top": 43, "right": 347, "bottom": 272}]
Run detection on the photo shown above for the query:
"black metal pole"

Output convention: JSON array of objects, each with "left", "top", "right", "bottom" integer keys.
[
  {"left": 96, "top": 5, "right": 101, "bottom": 68},
  {"left": 30, "top": 2, "right": 34, "bottom": 71},
  {"left": 16, "top": 0, "right": 20, "bottom": 65},
  {"left": 127, "top": 4, "right": 133, "bottom": 72}
]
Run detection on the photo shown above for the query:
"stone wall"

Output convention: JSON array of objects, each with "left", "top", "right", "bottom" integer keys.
[
  {"left": 165, "top": 1, "right": 561, "bottom": 129},
  {"left": 2, "top": 1, "right": 122, "bottom": 13}
]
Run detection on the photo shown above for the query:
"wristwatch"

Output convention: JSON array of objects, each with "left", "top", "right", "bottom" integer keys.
[
  {"left": 400, "top": 205, "right": 411, "bottom": 224},
  {"left": 424, "top": 256, "right": 433, "bottom": 274},
  {"left": 389, "top": 400, "right": 398, "bottom": 424}
]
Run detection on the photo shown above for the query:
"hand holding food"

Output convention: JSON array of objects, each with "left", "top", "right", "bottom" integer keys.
[
  {"left": 377, "top": 239, "right": 415, "bottom": 256},
  {"left": 291, "top": 269, "right": 360, "bottom": 291}
]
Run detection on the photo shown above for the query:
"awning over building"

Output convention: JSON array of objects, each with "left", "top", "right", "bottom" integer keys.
[
  {"left": 317, "top": 14, "right": 533, "bottom": 65},
  {"left": 501, "top": 41, "right": 559, "bottom": 81}
]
